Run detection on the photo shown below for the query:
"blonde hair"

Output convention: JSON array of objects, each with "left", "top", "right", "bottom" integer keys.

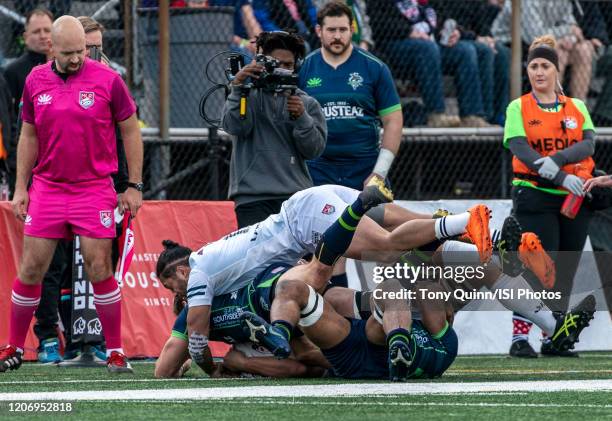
[
  {"left": 528, "top": 34, "right": 564, "bottom": 95},
  {"left": 529, "top": 34, "right": 556, "bottom": 51}
]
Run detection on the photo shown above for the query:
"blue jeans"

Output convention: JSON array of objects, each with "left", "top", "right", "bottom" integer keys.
[
  {"left": 388, "top": 39, "right": 445, "bottom": 114},
  {"left": 493, "top": 42, "right": 510, "bottom": 124},
  {"left": 388, "top": 39, "right": 484, "bottom": 117},
  {"left": 439, "top": 40, "right": 484, "bottom": 117},
  {"left": 472, "top": 41, "right": 510, "bottom": 123}
]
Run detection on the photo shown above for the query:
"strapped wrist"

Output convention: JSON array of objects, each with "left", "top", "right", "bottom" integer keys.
[{"left": 373, "top": 148, "right": 395, "bottom": 178}]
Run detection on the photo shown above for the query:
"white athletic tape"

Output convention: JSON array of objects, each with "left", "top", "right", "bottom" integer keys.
[
  {"left": 299, "top": 285, "right": 323, "bottom": 327},
  {"left": 352, "top": 292, "right": 361, "bottom": 319},
  {"left": 188, "top": 332, "right": 209, "bottom": 364},
  {"left": 373, "top": 301, "right": 383, "bottom": 325}
]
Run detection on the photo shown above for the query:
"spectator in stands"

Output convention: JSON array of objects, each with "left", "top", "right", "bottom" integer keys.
[
  {"left": 252, "top": 0, "right": 319, "bottom": 48},
  {"left": 312, "top": 0, "right": 374, "bottom": 50},
  {"left": 369, "top": 0, "right": 490, "bottom": 128},
  {"left": 432, "top": 0, "right": 509, "bottom": 125},
  {"left": 222, "top": 31, "right": 326, "bottom": 227},
  {"left": 492, "top": 0, "right": 594, "bottom": 101},
  {"left": 502, "top": 34, "right": 596, "bottom": 358},
  {"left": 141, "top": 0, "right": 263, "bottom": 57},
  {"left": 210, "top": 0, "right": 263, "bottom": 57}
]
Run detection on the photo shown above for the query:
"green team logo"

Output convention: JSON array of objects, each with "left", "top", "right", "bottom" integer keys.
[
  {"left": 347, "top": 72, "right": 363, "bottom": 90},
  {"left": 307, "top": 77, "right": 322, "bottom": 88}
]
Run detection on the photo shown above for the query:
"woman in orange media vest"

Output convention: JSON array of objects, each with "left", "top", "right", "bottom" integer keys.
[{"left": 502, "top": 35, "right": 596, "bottom": 358}]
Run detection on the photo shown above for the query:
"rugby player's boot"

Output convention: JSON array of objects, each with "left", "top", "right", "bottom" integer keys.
[
  {"left": 541, "top": 340, "right": 578, "bottom": 357},
  {"left": 496, "top": 215, "right": 523, "bottom": 277},
  {"left": 465, "top": 204, "right": 492, "bottom": 263},
  {"left": 359, "top": 176, "right": 394, "bottom": 210},
  {"left": 0, "top": 345, "right": 23, "bottom": 372},
  {"left": 518, "top": 232, "right": 555, "bottom": 289},
  {"left": 240, "top": 312, "right": 291, "bottom": 359},
  {"left": 550, "top": 294, "right": 595, "bottom": 353},
  {"left": 432, "top": 209, "right": 451, "bottom": 219},
  {"left": 508, "top": 339, "right": 537, "bottom": 358},
  {"left": 388, "top": 340, "right": 412, "bottom": 382},
  {"left": 106, "top": 351, "right": 134, "bottom": 374}
]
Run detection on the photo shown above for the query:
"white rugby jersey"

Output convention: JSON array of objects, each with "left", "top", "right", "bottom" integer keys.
[{"left": 186, "top": 185, "right": 359, "bottom": 307}]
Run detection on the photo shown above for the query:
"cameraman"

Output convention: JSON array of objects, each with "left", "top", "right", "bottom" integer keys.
[{"left": 222, "top": 31, "right": 327, "bottom": 227}]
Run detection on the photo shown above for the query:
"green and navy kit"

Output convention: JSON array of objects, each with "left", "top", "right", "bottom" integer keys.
[
  {"left": 173, "top": 263, "right": 291, "bottom": 343},
  {"left": 322, "top": 319, "right": 457, "bottom": 380},
  {"left": 299, "top": 47, "right": 401, "bottom": 161}
]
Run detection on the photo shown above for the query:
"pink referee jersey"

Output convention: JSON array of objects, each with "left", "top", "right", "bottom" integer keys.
[{"left": 21, "top": 58, "right": 136, "bottom": 183}]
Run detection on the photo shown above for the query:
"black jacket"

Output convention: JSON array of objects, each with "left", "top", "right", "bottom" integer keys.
[
  {"left": 3, "top": 50, "right": 47, "bottom": 117},
  {"left": 0, "top": 73, "right": 12, "bottom": 170}
]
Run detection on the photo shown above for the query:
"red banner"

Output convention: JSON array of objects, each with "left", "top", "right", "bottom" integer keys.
[{"left": 0, "top": 201, "right": 236, "bottom": 360}]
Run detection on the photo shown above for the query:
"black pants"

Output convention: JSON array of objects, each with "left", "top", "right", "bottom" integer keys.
[
  {"left": 33, "top": 241, "right": 71, "bottom": 348},
  {"left": 512, "top": 186, "right": 593, "bottom": 312},
  {"left": 234, "top": 197, "right": 290, "bottom": 228}
]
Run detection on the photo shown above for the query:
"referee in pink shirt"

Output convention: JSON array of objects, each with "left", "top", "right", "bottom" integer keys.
[{"left": 1, "top": 16, "right": 143, "bottom": 374}]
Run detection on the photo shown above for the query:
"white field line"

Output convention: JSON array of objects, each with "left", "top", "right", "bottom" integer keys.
[
  {"left": 2, "top": 369, "right": 610, "bottom": 386},
  {"left": 0, "top": 378, "right": 254, "bottom": 385},
  {"left": 78, "top": 399, "right": 612, "bottom": 409},
  {"left": 0, "top": 380, "right": 611, "bottom": 401},
  {"left": 444, "top": 369, "right": 612, "bottom": 376}
]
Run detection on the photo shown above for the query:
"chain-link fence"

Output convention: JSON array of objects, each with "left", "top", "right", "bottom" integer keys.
[
  {"left": 2, "top": 1, "right": 612, "bottom": 128},
  {"left": 128, "top": 0, "right": 612, "bottom": 129},
  {"left": 141, "top": 128, "right": 612, "bottom": 200}
]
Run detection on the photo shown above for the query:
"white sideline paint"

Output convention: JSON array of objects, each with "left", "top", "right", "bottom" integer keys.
[
  {"left": 28, "top": 398, "right": 611, "bottom": 409},
  {"left": 0, "top": 380, "right": 611, "bottom": 401},
  {"left": 0, "top": 369, "right": 610, "bottom": 385}
]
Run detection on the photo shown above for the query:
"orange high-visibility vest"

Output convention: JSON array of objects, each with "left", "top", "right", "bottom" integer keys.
[{"left": 512, "top": 94, "right": 594, "bottom": 189}]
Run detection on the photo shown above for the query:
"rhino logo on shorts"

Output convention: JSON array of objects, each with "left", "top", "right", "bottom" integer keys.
[
  {"left": 79, "top": 91, "right": 95, "bottom": 109},
  {"left": 87, "top": 318, "right": 102, "bottom": 335},
  {"left": 73, "top": 317, "right": 86, "bottom": 335},
  {"left": 100, "top": 210, "right": 113, "bottom": 228}
]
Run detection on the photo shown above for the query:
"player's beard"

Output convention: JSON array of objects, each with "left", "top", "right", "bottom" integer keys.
[
  {"left": 58, "top": 59, "right": 83, "bottom": 75},
  {"left": 323, "top": 39, "right": 351, "bottom": 57}
]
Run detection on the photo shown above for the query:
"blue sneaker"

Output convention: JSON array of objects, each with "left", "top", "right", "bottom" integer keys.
[
  {"left": 388, "top": 340, "right": 412, "bottom": 382},
  {"left": 239, "top": 312, "right": 291, "bottom": 359},
  {"left": 38, "top": 338, "right": 63, "bottom": 364},
  {"left": 90, "top": 345, "right": 107, "bottom": 363}
]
